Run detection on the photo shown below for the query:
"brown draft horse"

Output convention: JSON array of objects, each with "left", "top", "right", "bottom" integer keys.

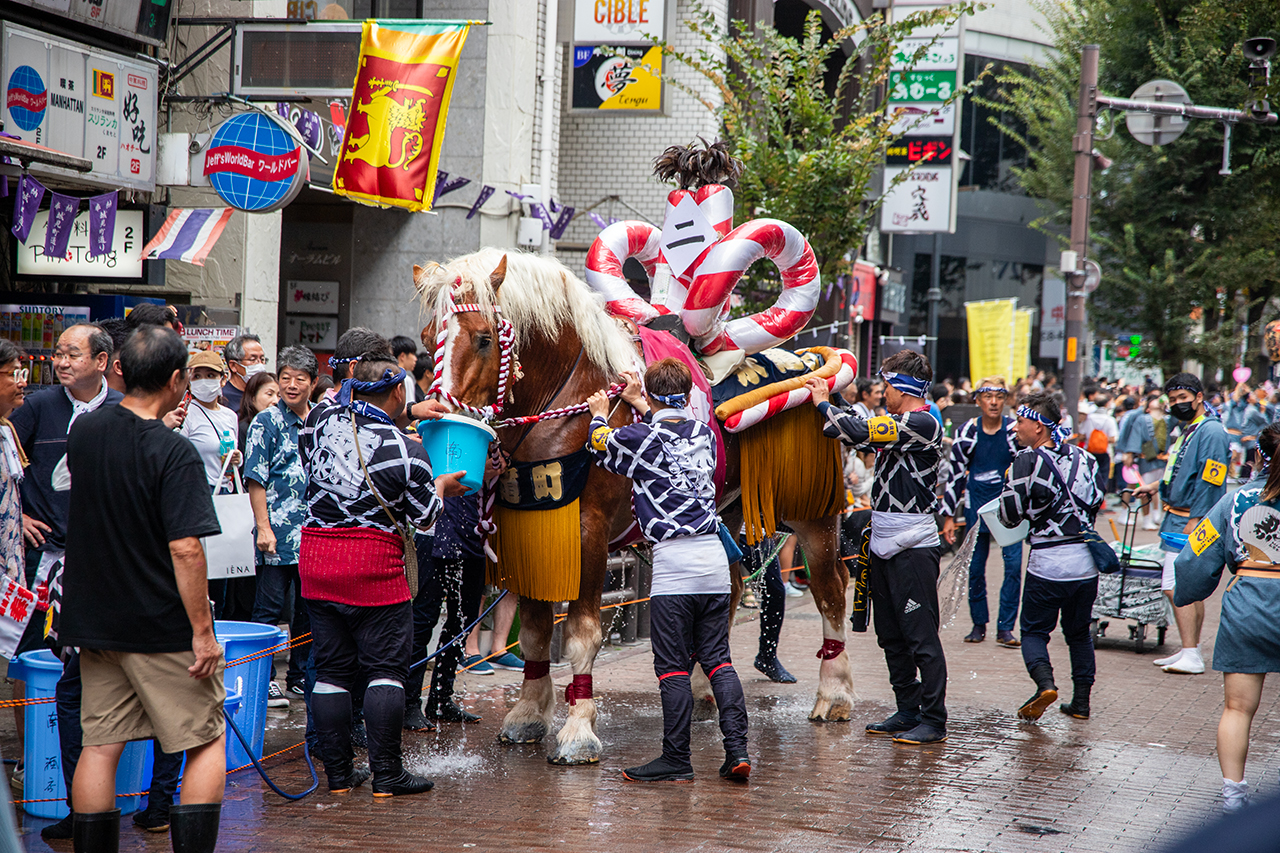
[{"left": 414, "top": 248, "right": 855, "bottom": 765}]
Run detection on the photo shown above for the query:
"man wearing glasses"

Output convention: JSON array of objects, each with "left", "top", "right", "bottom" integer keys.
[{"left": 221, "top": 334, "right": 269, "bottom": 414}]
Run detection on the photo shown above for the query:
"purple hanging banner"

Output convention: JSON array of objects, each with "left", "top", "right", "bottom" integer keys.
[
  {"left": 432, "top": 170, "right": 471, "bottom": 204},
  {"left": 294, "top": 109, "right": 323, "bottom": 152},
  {"left": 549, "top": 206, "right": 575, "bottom": 240},
  {"left": 87, "top": 191, "right": 118, "bottom": 258},
  {"left": 529, "top": 203, "right": 554, "bottom": 230},
  {"left": 588, "top": 212, "right": 609, "bottom": 231},
  {"left": 44, "top": 192, "right": 80, "bottom": 261},
  {"left": 467, "top": 185, "right": 495, "bottom": 219},
  {"left": 505, "top": 189, "right": 534, "bottom": 204},
  {"left": 548, "top": 197, "right": 561, "bottom": 215},
  {"left": 11, "top": 174, "right": 45, "bottom": 243}
]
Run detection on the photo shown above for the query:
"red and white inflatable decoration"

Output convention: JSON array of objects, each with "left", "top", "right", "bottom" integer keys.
[{"left": 584, "top": 184, "right": 820, "bottom": 356}]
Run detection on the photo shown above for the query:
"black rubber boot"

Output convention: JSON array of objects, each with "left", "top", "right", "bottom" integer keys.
[
  {"left": 403, "top": 664, "right": 435, "bottom": 731},
  {"left": 1017, "top": 663, "right": 1058, "bottom": 721},
  {"left": 963, "top": 624, "right": 986, "bottom": 643},
  {"left": 168, "top": 803, "right": 220, "bottom": 853},
  {"left": 753, "top": 655, "right": 796, "bottom": 684},
  {"left": 1060, "top": 681, "right": 1091, "bottom": 719},
  {"left": 41, "top": 812, "right": 75, "bottom": 841},
  {"left": 311, "top": 688, "right": 359, "bottom": 790},
  {"left": 425, "top": 693, "right": 481, "bottom": 724},
  {"left": 621, "top": 754, "right": 695, "bottom": 782},
  {"left": 719, "top": 754, "right": 751, "bottom": 781},
  {"left": 865, "top": 709, "right": 921, "bottom": 737},
  {"left": 366, "top": 684, "right": 434, "bottom": 797},
  {"left": 892, "top": 722, "right": 948, "bottom": 745},
  {"left": 72, "top": 809, "right": 120, "bottom": 853}
]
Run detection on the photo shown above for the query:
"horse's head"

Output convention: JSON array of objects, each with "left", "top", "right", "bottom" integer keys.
[{"left": 414, "top": 253, "right": 512, "bottom": 419}]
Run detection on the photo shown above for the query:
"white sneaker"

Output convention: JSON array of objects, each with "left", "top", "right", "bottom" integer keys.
[
  {"left": 1164, "top": 648, "right": 1205, "bottom": 674},
  {"left": 784, "top": 583, "right": 804, "bottom": 598},
  {"left": 1142, "top": 519, "right": 1158, "bottom": 531},
  {"left": 1222, "top": 778, "right": 1249, "bottom": 814},
  {"left": 267, "top": 681, "right": 290, "bottom": 708},
  {"left": 1153, "top": 649, "right": 1183, "bottom": 667}
]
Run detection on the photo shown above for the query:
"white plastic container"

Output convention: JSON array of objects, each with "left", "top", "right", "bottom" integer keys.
[{"left": 977, "top": 498, "right": 1030, "bottom": 546}]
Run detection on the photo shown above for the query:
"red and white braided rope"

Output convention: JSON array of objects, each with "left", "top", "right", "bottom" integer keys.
[{"left": 428, "top": 291, "right": 517, "bottom": 421}]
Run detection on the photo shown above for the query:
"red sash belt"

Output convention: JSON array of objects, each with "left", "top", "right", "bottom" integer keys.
[{"left": 299, "top": 526, "right": 411, "bottom": 607}]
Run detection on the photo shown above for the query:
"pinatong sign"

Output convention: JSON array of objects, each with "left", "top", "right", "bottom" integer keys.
[{"left": 203, "top": 112, "right": 307, "bottom": 213}]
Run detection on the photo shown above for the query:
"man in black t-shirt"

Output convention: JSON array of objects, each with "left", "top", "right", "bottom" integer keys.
[{"left": 62, "top": 327, "right": 226, "bottom": 853}]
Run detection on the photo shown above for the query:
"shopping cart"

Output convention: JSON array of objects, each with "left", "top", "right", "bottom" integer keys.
[{"left": 1090, "top": 489, "right": 1173, "bottom": 652}]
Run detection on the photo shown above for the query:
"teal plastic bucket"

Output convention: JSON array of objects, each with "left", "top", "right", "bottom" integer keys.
[
  {"left": 10, "top": 650, "right": 147, "bottom": 818},
  {"left": 216, "top": 621, "right": 287, "bottom": 769},
  {"left": 417, "top": 413, "right": 497, "bottom": 493}
]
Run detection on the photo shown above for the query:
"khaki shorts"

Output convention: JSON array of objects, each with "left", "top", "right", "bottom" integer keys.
[{"left": 80, "top": 648, "right": 226, "bottom": 754}]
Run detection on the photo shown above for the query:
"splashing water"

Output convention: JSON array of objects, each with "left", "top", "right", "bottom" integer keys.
[
  {"left": 406, "top": 745, "right": 486, "bottom": 778},
  {"left": 937, "top": 527, "right": 977, "bottom": 628}
]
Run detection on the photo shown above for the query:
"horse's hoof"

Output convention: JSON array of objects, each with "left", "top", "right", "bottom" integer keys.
[
  {"left": 498, "top": 721, "right": 548, "bottom": 744},
  {"left": 809, "top": 697, "right": 852, "bottom": 722},
  {"left": 692, "top": 697, "right": 718, "bottom": 722},
  {"left": 546, "top": 742, "right": 601, "bottom": 766}
]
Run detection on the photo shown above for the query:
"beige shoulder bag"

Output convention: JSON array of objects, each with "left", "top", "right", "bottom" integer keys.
[{"left": 350, "top": 412, "right": 418, "bottom": 592}]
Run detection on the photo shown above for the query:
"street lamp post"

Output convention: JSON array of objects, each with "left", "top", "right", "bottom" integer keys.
[
  {"left": 926, "top": 233, "right": 942, "bottom": 373},
  {"left": 1062, "top": 45, "right": 1099, "bottom": 435}
]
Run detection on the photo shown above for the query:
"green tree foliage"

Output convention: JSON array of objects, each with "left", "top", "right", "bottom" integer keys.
[
  {"left": 658, "top": 3, "right": 983, "bottom": 314},
  {"left": 993, "top": 0, "right": 1280, "bottom": 378}
]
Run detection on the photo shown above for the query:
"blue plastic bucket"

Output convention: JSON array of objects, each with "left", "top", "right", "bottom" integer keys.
[
  {"left": 216, "top": 621, "right": 287, "bottom": 770},
  {"left": 417, "top": 413, "right": 497, "bottom": 493},
  {"left": 10, "top": 650, "right": 147, "bottom": 818},
  {"left": 1160, "top": 531, "right": 1190, "bottom": 551}
]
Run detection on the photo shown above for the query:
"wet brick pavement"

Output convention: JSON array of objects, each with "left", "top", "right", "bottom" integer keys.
[{"left": 7, "top": 519, "right": 1277, "bottom": 852}]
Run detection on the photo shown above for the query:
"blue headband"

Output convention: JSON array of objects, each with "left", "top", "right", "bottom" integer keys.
[
  {"left": 650, "top": 392, "right": 687, "bottom": 408},
  {"left": 976, "top": 386, "right": 1008, "bottom": 396},
  {"left": 1017, "top": 404, "right": 1071, "bottom": 445},
  {"left": 879, "top": 370, "right": 930, "bottom": 398},
  {"left": 328, "top": 355, "right": 362, "bottom": 370},
  {"left": 337, "top": 367, "right": 407, "bottom": 406},
  {"left": 1167, "top": 384, "right": 1219, "bottom": 419}
]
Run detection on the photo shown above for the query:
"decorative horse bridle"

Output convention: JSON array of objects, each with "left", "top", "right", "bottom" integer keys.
[{"left": 427, "top": 285, "right": 519, "bottom": 421}]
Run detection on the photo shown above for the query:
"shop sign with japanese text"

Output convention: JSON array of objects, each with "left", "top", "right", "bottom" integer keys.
[
  {"left": 888, "top": 70, "right": 956, "bottom": 103},
  {"left": 2, "top": 22, "right": 157, "bottom": 191},
  {"left": 879, "top": 166, "right": 955, "bottom": 234}
]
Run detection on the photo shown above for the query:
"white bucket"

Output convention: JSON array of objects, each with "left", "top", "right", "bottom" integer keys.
[{"left": 977, "top": 498, "right": 1029, "bottom": 546}]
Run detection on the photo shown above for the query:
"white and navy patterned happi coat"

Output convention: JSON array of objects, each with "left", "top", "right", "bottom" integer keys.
[
  {"left": 997, "top": 441, "right": 1101, "bottom": 540},
  {"left": 587, "top": 411, "right": 720, "bottom": 543},
  {"left": 818, "top": 403, "right": 943, "bottom": 515},
  {"left": 299, "top": 398, "right": 443, "bottom": 534},
  {"left": 940, "top": 415, "right": 1020, "bottom": 517}
]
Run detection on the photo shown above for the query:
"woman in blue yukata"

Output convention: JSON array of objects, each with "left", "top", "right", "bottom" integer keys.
[{"left": 1174, "top": 420, "right": 1280, "bottom": 815}]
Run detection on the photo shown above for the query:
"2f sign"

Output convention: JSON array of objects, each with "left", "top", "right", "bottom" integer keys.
[{"left": 575, "top": 0, "right": 664, "bottom": 43}]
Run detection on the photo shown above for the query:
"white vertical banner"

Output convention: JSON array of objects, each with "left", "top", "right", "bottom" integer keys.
[{"left": 1040, "top": 276, "right": 1065, "bottom": 367}]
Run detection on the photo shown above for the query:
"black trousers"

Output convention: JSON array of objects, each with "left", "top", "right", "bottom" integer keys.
[
  {"left": 1020, "top": 573, "right": 1098, "bottom": 687},
  {"left": 869, "top": 546, "right": 948, "bottom": 728},
  {"left": 407, "top": 545, "right": 485, "bottom": 709},
  {"left": 649, "top": 593, "right": 748, "bottom": 762},
  {"left": 307, "top": 599, "right": 413, "bottom": 688}
]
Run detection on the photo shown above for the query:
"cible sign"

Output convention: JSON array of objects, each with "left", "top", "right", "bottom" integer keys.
[{"left": 885, "top": 137, "right": 953, "bottom": 166}]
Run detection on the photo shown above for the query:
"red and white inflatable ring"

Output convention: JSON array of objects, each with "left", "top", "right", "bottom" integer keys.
[
  {"left": 681, "top": 219, "right": 820, "bottom": 355},
  {"left": 584, "top": 221, "right": 665, "bottom": 325}
]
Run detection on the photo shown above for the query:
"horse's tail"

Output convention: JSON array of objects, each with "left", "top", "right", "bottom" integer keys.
[{"left": 739, "top": 404, "right": 844, "bottom": 545}]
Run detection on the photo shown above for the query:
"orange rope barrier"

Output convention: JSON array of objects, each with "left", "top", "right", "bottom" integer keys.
[
  {"left": 0, "top": 697, "right": 55, "bottom": 708},
  {"left": 225, "top": 634, "right": 312, "bottom": 668}
]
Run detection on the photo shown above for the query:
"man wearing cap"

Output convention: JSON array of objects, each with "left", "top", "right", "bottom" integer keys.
[
  {"left": 941, "top": 377, "right": 1023, "bottom": 647},
  {"left": 999, "top": 391, "right": 1102, "bottom": 721},
  {"left": 1135, "top": 373, "right": 1230, "bottom": 675},
  {"left": 806, "top": 349, "right": 948, "bottom": 746},
  {"left": 298, "top": 352, "right": 467, "bottom": 796}
]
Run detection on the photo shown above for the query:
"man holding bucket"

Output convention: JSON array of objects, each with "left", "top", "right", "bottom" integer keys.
[
  {"left": 940, "top": 377, "right": 1023, "bottom": 647},
  {"left": 298, "top": 353, "right": 468, "bottom": 796},
  {"left": 998, "top": 391, "right": 1102, "bottom": 722}
]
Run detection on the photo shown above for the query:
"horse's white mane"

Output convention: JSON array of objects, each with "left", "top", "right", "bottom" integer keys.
[{"left": 414, "top": 247, "right": 637, "bottom": 378}]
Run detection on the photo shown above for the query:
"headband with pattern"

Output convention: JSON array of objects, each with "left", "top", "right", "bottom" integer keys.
[{"left": 879, "top": 370, "right": 930, "bottom": 399}]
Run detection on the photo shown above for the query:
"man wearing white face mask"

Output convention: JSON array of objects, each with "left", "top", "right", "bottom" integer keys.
[{"left": 222, "top": 334, "right": 268, "bottom": 414}]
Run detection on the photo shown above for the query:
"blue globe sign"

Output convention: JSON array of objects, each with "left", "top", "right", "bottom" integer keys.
[
  {"left": 6, "top": 65, "right": 47, "bottom": 132},
  {"left": 203, "top": 112, "right": 306, "bottom": 213}
]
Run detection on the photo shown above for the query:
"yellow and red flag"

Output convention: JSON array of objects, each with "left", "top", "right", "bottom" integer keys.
[{"left": 332, "top": 20, "right": 471, "bottom": 211}]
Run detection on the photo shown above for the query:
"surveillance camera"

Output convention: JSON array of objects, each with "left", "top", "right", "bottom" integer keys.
[{"left": 1243, "top": 37, "right": 1276, "bottom": 62}]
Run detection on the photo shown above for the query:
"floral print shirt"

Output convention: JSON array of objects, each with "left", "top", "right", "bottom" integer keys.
[{"left": 244, "top": 401, "right": 308, "bottom": 566}]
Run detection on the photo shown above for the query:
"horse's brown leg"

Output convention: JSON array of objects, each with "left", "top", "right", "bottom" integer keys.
[
  {"left": 790, "top": 515, "right": 855, "bottom": 721},
  {"left": 498, "top": 596, "right": 555, "bottom": 744},
  {"left": 546, "top": 494, "right": 614, "bottom": 765}
]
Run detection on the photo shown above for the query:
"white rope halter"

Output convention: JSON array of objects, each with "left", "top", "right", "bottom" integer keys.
[{"left": 428, "top": 285, "right": 518, "bottom": 422}]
